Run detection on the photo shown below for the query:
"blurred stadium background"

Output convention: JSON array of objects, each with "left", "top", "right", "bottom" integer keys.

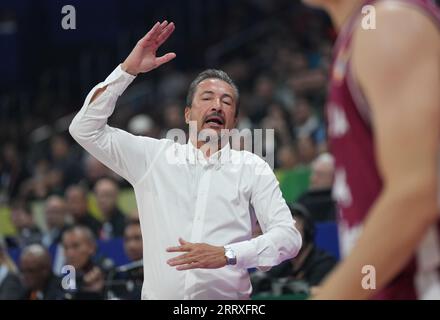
[{"left": 0, "top": 0, "right": 348, "bottom": 299}]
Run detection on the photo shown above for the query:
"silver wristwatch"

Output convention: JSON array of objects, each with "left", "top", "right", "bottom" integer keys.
[{"left": 224, "top": 246, "right": 237, "bottom": 265}]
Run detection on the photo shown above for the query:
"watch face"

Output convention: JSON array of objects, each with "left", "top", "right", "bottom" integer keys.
[{"left": 225, "top": 248, "right": 236, "bottom": 265}]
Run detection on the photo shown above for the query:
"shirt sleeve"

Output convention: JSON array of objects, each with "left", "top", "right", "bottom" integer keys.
[
  {"left": 69, "top": 65, "right": 159, "bottom": 186},
  {"left": 227, "top": 160, "right": 302, "bottom": 269}
]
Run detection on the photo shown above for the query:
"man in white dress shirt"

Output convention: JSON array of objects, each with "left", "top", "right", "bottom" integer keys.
[{"left": 69, "top": 20, "right": 302, "bottom": 300}]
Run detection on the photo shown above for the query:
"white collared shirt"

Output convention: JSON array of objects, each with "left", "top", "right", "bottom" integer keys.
[{"left": 69, "top": 65, "right": 302, "bottom": 300}]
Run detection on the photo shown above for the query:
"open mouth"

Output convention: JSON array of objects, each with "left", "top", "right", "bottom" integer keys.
[{"left": 204, "top": 115, "right": 225, "bottom": 127}]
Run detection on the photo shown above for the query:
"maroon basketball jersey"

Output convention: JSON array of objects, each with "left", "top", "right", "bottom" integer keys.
[{"left": 327, "top": 0, "right": 440, "bottom": 299}]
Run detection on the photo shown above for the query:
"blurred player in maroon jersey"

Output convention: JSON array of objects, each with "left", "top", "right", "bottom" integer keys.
[{"left": 301, "top": 0, "right": 440, "bottom": 299}]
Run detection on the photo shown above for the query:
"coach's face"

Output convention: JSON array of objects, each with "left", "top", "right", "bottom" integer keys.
[{"left": 184, "top": 78, "right": 237, "bottom": 134}]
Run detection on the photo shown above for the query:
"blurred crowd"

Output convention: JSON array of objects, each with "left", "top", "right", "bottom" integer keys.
[{"left": 1, "top": 1, "right": 339, "bottom": 299}]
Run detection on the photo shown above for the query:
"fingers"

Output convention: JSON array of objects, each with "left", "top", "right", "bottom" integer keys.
[
  {"left": 155, "top": 52, "right": 176, "bottom": 67},
  {"left": 139, "top": 20, "right": 172, "bottom": 48},
  {"left": 167, "top": 252, "right": 202, "bottom": 270},
  {"left": 167, "top": 253, "right": 193, "bottom": 266},
  {"left": 176, "top": 262, "right": 202, "bottom": 271},
  {"left": 156, "top": 22, "right": 175, "bottom": 47},
  {"left": 166, "top": 239, "right": 194, "bottom": 266},
  {"left": 166, "top": 241, "right": 190, "bottom": 252},
  {"left": 166, "top": 242, "right": 226, "bottom": 270},
  {"left": 138, "top": 21, "right": 160, "bottom": 46}
]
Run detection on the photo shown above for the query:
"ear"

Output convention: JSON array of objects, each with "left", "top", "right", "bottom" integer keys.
[{"left": 184, "top": 106, "right": 191, "bottom": 124}]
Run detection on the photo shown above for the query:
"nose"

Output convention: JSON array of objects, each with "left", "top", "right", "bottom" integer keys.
[
  {"left": 209, "top": 99, "right": 225, "bottom": 116},
  {"left": 211, "top": 97, "right": 222, "bottom": 111}
]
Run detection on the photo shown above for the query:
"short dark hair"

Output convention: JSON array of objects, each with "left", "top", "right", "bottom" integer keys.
[
  {"left": 125, "top": 219, "right": 140, "bottom": 229},
  {"left": 62, "top": 225, "right": 96, "bottom": 244},
  {"left": 288, "top": 202, "right": 315, "bottom": 245},
  {"left": 185, "top": 69, "right": 240, "bottom": 116},
  {"left": 65, "top": 184, "right": 88, "bottom": 199}
]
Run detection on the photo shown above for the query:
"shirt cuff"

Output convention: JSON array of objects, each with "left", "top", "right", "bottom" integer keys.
[
  {"left": 228, "top": 240, "right": 258, "bottom": 269},
  {"left": 102, "top": 64, "right": 136, "bottom": 96}
]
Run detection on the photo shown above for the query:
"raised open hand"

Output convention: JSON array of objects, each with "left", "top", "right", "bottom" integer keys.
[{"left": 121, "top": 20, "right": 176, "bottom": 76}]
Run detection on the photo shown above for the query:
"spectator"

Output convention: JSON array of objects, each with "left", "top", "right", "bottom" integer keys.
[
  {"left": 296, "top": 135, "right": 317, "bottom": 165},
  {"left": 42, "top": 195, "right": 69, "bottom": 247},
  {"left": 277, "top": 144, "right": 298, "bottom": 170},
  {"left": 107, "top": 219, "right": 144, "bottom": 300},
  {"left": 0, "top": 143, "right": 30, "bottom": 202},
  {"left": 161, "top": 101, "right": 186, "bottom": 136},
  {"left": 292, "top": 98, "right": 326, "bottom": 149},
  {"left": 0, "top": 238, "right": 24, "bottom": 299},
  {"left": 83, "top": 154, "right": 113, "bottom": 189},
  {"left": 298, "top": 153, "right": 336, "bottom": 221},
  {"left": 268, "top": 203, "right": 336, "bottom": 288},
  {"left": 261, "top": 102, "right": 293, "bottom": 148},
  {"left": 309, "top": 152, "right": 335, "bottom": 190},
  {"left": 50, "top": 134, "right": 84, "bottom": 189},
  {"left": 248, "top": 75, "right": 276, "bottom": 123},
  {"left": 62, "top": 226, "right": 113, "bottom": 300},
  {"left": 123, "top": 219, "right": 143, "bottom": 262},
  {"left": 94, "top": 178, "right": 126, "bottom": 240},
  {"left": 156, "top": 65, "right": 189, "bottom": 102},
  {"left": 19, "top": 159, "right": 52, "bottom": 200},
  {"left": 19, "top": 244, "right": 65, "bottom": 300},
  {"left": 127, "top": 114, "right": 156, "bottom": 137},
  {"left": 6, "top": 199, "right": 42, "bottom": 249},
  {"left": 65, "top": 185, "right": 102, "bottom": 237}
]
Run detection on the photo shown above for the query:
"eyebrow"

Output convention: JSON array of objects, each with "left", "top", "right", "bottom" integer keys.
[{"left": 200, "top": 91, "right": 234, "bottom": 100}]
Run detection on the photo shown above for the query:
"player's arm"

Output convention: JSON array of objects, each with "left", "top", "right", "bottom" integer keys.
[
  {"left": 69, "top": 21, "right": 176, "bottom": 185},
  {"left": 315, "top": 3, "right": 440, "bottom": 299}
]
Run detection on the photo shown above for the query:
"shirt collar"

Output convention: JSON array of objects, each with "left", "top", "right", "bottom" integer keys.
[{"left": 186, "top": 139, "right": 231, "bottom": 168}]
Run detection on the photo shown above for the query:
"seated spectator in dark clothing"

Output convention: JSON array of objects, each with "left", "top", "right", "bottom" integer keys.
[
  {"left": 0, "top": 238, "right": 24, "bottom": 299},
  {"left": 6, "top": 199, "right": 42, "bottom": 249},
  {"left": 62, "top": 225, "right": 113, "bottom": 300},
  {"left": 297, "top": 190, "right": 336, "bottom": 222},
  {"left": 0, "top": 142, "right": 31, "bottom": 200},
  {"left": 94, "top": 178, "right": 126, "bottom": 240},
  {"left": 296, "top": 135, "right": 318, "bottom": 166},
  {"left": 105, "top": 219, "right": 143, "bottom": 300},
  {"left": 42, "top": 195, "right": 70, "bottom": 247},
  {"left": 309, "top": 153, "right": 335, "bottom": 191},
  {"left": 268, "top": 203, "right": 336, "bottom": 288},
  {"left": 123, "top": 219, "right": 143, "bottom": 263},
  {"left": 65, "top": 185, "right": 102, "bottom": 237},
  {"left": 292, "top": 98, "right": 326, "bottom": 151},
  {"left": 297, "top": 153, "right": 336, "bottom": 221},
  {"left": 83, "top": 154, "right": 114, "bottom": 189},
  {"left": 50, "top": 134, "right": 84, "bottom": 189},
  {"left": 19, "top": 244, "right": 65, "bottom": 300}
]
